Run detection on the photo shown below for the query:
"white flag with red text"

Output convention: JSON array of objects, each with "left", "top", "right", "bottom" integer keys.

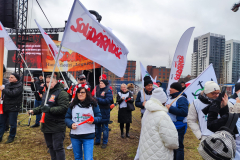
[
  {"left": 167, "top": 27, "right": 195, "bottom": 95},
  {"left": 0, "top": 21, "right": 18, "bottom": 50},
  {"left": 35, "top": 20, "right": 59, "bottom": 57},
  {"left": 61, "top": 0, "right": 129, "bottom": 77},
  {"left": 183, "top": 64, "right": 218, "bottom": 104},
  {"left": 140, "top": 62, "right": 158, "bottom": 88},
  {"left": 35, "top": 20, "right": 67, "bottom": 70}
]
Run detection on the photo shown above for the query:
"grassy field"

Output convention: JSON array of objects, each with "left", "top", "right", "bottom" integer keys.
[{"left": 0, "top": 107, "right": 203, "bottom": 160}]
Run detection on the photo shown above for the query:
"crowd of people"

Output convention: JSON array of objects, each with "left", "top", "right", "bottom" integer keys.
[{"left": 1, "top": 71, "right": 240, "bottom": 160}]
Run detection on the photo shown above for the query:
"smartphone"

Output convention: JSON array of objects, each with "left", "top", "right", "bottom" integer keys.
[{"left": 217, "top": 87, "right": 226, "bottom": 101}]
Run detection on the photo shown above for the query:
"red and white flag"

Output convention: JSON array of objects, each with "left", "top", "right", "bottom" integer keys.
[
  {"left": 35, "top": 20, "right": 68, "bottom": 70},
  {"left": 61, "top": 0, "right": 129, "bottom": 77},
  {"left": 185, "top": 79, "right": 195, "bottom": 87},
  {"left": 0, "top": 21, "right": 18, "bottom": 50},
  {"left": 166, "top": 27, "right": 195, "bottom": 95},
  {"left": 35, "top": 20, "right": 60, "bottom": 58}
]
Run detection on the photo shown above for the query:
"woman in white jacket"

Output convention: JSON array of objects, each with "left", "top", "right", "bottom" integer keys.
[{"left": 138, "top": 88, "right": 179, "bottom": 160}]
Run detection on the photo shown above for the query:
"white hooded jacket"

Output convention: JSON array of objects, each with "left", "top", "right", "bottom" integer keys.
[{"left": 139, "top": 97, "right": 179, "bottom": 160}]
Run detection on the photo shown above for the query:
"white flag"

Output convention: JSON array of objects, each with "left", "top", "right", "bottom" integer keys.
[
  {"left": 35, "top": 20, "right": 68, "bottom": 70},
  {"left": 185, "top": 78, "right": 195, "bottom": 87},
  {"left": 184, "top": 64, "right": 218, "bottom": 104},
  {"left": 140, "top": 62, "right": 158, "bottom": 88},
  {"left": 0, "top": 21, "right": 18, "bottom": 50},
  {"left": 61, "top": 0, "right": 129, "bottom": 77},
  {"left": 167, "top": 27, "right": 195, "bottom": 95},
  {"left": 35, "top": 20, "right": 59, "bottom": 57}
]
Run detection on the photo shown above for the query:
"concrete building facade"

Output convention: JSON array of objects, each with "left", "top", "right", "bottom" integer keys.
[
  {"left": 224, "top": 40, "right": 240, "bottom": 83},
  {"left": 191, "top": 33, "right": 225, "bottom": 82}
]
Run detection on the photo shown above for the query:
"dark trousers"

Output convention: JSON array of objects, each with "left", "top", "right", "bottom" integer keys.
[
  {"left": 120, "top": 123, "right": 130, "bottom": 134},
  {"left": 174, "top": 126, "right": 185, "bottom": 160},
  {"left": 34, "top": 100, "right": 42, "bottom": 125},
  {"left": 44, "top": 132, "right": 65, "bottom": 160},
  {"left": 0, "top": 111, "right": 18, "bottom": 140}
]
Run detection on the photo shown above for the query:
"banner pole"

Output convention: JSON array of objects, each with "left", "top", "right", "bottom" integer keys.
[
  {"left": 94, "top": 62, "right": 96, "bottom": 97},
  {"left": 19, "top": 52, "right": 37, "bottom": 91},
  {"left": 0, "top": 38, "right": 4, "bottom": 114},
  {"left": 101, "top": 66, "right": 102, "bottom": 80},
  {"left": 48, "top": 50, "right": 69, "bottom": 89},
  {"left": 44, "top": 45, "right": 62, "bottom": 106}
]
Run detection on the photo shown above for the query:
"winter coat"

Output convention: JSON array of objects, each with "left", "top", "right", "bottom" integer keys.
[
  {"left": 135, "top": 89, "right": 153, "bottom": 109},
  {"left": 65, "top": 103, "right": 102, "bottom": 139},
  {"left": 3, "top": 81, "right": 23, "bottom": 112},
  {"left": 31, "top": 79, "right": 44, "bottom": 101},
  {"left": 96, "top": 87, "right": 113, "bottom": 123},
  {"left": 33, "top": 83, "right": 69, "bottom": 133},
  {"left": 139, "top": 97, "right": 179, "bottom": 160},
  {"left": 116, "top": 90, "right": 133, "bottom": 123},
  {"left": 167, "top": 92, "right": 189, "bottom": 132},
  {"left": 188, "top": 93, "right": 235, "bottom": 140},
  {"left": 207, "top": 104, "right": 238, "bottom": 135}
]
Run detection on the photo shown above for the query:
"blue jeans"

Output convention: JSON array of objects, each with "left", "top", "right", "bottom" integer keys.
[
  {"left": 71, "top": 138, "right": 94, "bottom": 160},
  {"left": 174, "top": 126, "right": 185, "bottom": 160},
  {"left": 0, "top": 111, "right": 18, "bottom": 140},
  {"left": 34, "top": 100, "right": 42, "bottom": 125},
  {"left": 95, "top": 123, "right": 109, "bottom": 144}
]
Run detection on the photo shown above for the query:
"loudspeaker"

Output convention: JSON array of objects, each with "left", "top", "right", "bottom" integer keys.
[{"left": 0, "top": 0, "right": 17, "bottom": 28}]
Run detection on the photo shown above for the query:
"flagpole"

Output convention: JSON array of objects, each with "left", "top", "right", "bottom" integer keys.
[
  {"left": 44, "top": 45, "right": 62, "bottom": 106},
  {"left": 48, "top": 50, "right": 69, "bottom": 89},
  {"left": 101, "top": 66, "right": 102, "bottom": 80},
  {"left": 19, "top": 52, "right": 36, "bottom": 91},
  {"left": 94, "top": 62, "right": 96, "bottom": 97}
]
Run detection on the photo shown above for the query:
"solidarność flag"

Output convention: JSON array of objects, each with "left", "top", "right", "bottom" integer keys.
[{"left": 61, "top": 0, "right": 129, "bottom": 77}]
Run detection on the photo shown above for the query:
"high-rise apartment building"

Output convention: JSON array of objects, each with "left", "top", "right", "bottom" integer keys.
[
  {"left": 147, "top": 66, "right": 171, "bottom": 82},
  {"left": 191, "top": 33, "right": 225, "bottom": 82},
  {"left": 224, "top": 40, "right": 240, "bottom": 83}
]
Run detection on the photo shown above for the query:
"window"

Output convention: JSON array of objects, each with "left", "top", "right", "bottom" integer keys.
[
  {"left": 159, "top": 73, "right": 161, "bottom": 75},
  {"left": 159, "top": 76, "right": 161, "bottom": 78},
  {"left": 163, "top": 73, "right": 165, "bottom": 75},
  {"left": 163, "top": 77, "right": 165, "bottom": 79}
]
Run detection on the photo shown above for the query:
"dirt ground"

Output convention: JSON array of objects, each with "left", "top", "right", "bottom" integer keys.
[{"left": 0, "top": 107, "right": 202, "bottom": 160}]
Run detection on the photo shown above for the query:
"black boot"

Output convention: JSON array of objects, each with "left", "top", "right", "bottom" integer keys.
[
  {"left": 5, "top": 138, "right": 14, "bottom": 144},
  {"left": 121, "top": 132, "right": 124, "bottom": 138},
  {"left": 126, "top": 132, "right": 130, "bottom": 138}
]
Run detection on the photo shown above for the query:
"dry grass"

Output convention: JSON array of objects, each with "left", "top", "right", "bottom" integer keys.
[{"left": 0, "top": 108, "right": 202, "bottom": 160}]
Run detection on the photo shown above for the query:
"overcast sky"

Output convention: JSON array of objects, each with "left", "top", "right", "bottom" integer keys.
[{"left": 26, "top": 0, "right": 240, "bottom": 79}]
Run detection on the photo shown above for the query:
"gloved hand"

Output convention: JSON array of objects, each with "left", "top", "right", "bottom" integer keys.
[{"left": 42, "top": 104, "right": 50, "bottom": 113}]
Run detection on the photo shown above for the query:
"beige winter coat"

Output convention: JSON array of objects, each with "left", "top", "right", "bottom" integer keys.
[{"left": 139, "top": 97, "right": 179, "bottom": 160}]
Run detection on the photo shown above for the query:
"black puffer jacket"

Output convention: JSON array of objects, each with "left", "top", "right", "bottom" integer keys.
[
  {"left": 2, "top": 81, "right": 23, "bottom": 112},
  {"left": 33, "top": 83, "right": 69, "bottom": 133},
  {"left": 31, "top": 79, "right": 44, "bottom": 101},
  {"left": 207, "top": 104, "right": 238, "bottom": 135}
]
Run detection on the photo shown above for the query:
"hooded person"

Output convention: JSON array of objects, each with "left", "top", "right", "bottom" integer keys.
[
  {"left": 135, "top": 76, "right": 154, "bottom": 117},
  {"left": 165, "top": 82, "right": 189, "bottom": 160},
  {"left": 136, "top": 88, "right": 179, "bottom": 160},
  {"left": 0, "top": 73, "right": 23, "bottom": 144}
]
